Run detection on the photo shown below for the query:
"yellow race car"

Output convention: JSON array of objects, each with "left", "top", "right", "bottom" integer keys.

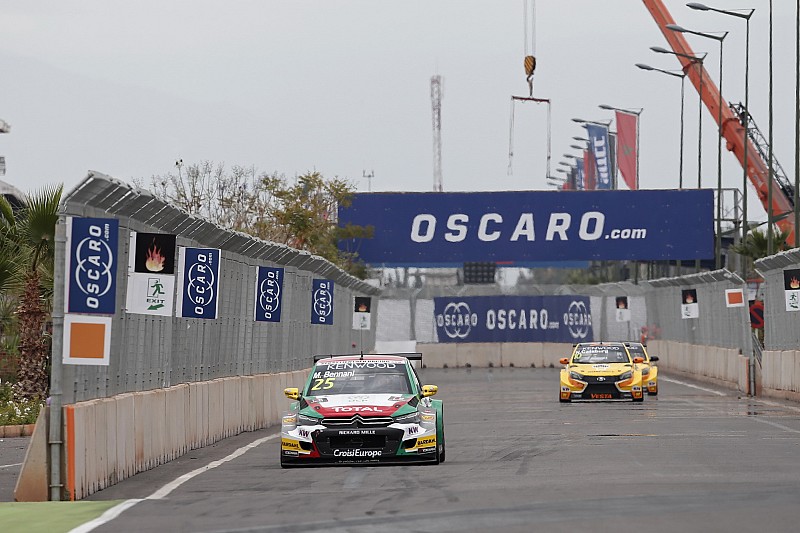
[
  {"left": 559, "top": 342, "right": 645, "bottom": 402},
  {"left": 624, "top": 342, "right": 659, "bottom": 396}
]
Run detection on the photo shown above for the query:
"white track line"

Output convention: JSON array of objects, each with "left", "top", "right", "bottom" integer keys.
[
  {"left": 70, "top": 433, "right": 278, "bottom": 533},
  {"left": 660, "top": 377, "right": 726, "bottom": 396},
  {"left": 0, "top": 462, "right": 23, "bottom": 469}
]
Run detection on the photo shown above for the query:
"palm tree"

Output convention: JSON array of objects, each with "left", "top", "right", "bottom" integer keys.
[
  {"left": 733, "top": 224, "right": 793, "bottom": 278},
  {"left": 10, "top": 185, "right": 62, "bottom": 399}
]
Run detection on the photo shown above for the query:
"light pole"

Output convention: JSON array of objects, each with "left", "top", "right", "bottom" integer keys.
[
  {"left": 687, "top": 2, "right": 754, "bottom": 276},
  {"left": 636, "top": 64, "right": 686, "bottom": 189},
  {"left": 667, "top": 24, "right": 727, "bottom": 269}
]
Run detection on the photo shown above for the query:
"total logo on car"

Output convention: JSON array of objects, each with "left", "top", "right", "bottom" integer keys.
[
  {"left": 559, "top": 342, "right": 645, "bottom": 402},
  {"left": 280, "top": 353, "right": 445, "bottom": 467}
]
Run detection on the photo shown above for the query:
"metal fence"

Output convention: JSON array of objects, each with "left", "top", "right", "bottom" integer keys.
[
  {"left": 375, "top": 269, "right": 752, "bottom": 356},
  {"left": 56, "top": 172, "right": 380, "bottom": 404},
  {"left": 755, "top": 248, "right": 800, "bottom": 351}
]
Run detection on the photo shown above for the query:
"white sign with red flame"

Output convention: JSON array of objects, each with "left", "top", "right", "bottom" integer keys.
[{"left": 125, "top": 231, "right": 177, "bottom": 316}]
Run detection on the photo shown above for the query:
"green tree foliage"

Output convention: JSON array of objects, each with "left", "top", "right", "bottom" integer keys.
[
  {"left": 0, "top": 185, "right": 62, "bottom": 398},
  {"left": 139, "top": 163, "right": 373, "bottom": 277},
  {"left": 732, "top": 225, "right": 792, "bottom": 278}
]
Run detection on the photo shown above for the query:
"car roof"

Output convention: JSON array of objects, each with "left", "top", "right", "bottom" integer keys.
[{"left": 315, "top": 354, "right": 411, "bottom": 363}]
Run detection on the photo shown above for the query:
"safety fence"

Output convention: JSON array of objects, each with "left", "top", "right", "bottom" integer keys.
[
  {"left": 377, "top": 272, "right": 751, "bottom": 352},
  {"left": 755, "top": 249, "right": 800, "bottom": 401},
  {"left": 56, "top": 173, "right": 378, "bottom": 404}
]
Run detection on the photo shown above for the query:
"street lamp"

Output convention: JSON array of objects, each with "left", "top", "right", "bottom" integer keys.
[
  {"left": 636, "top": 64, "right": 686, "bottom": 189},
  {"left": 687, "top": 2, "right": 755, "bottom": 277},
  {"left": 598, "top": 104, "right": 642, "bottom": 190},
  {"left": 652, "top": 47, "right": 707, "bottom": 191},
  {"left": 667, "top": 24, "right": 727, "bottom": 269},
  {"left": 571, "top": 118, "right": 612, "bottom": 127},
  {"left": 572, "top": 136, "right": 589, "bottom": 142}
]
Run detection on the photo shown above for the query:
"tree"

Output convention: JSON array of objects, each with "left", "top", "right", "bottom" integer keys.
[
  {"left": 9, "top": 185, "right": 62, "bottom": 399},
  {"left": 139, "top": 164, "right": 373, "bottom": 277},
  {"left": 732, "top": 224, "right": 792, "bottom": 278}
]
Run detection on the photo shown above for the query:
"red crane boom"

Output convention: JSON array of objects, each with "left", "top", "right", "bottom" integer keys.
[{"left": 642, "top": 0, "right": 795, "bottom": 245}]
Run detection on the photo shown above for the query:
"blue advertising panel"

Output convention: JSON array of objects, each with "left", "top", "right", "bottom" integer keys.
[
  {"left": 311, "top": 279, "right": 334, "bottom": 325},
  {"left": 433, "top": 295, "right": 593, "bottom": 343},
  {"left": 338, "top": 190, "right": 714, "bottom": 263},
  {"left": 179, "top": 247, "right": 220, "bottom": 319},
  {"left": 586, "top": 124, "right": 612, "bottom": 190},
  {"left": 254, "top": 266, "right": 284, "bottom": 322},
  {"left": 67, "top": 217, "right": 119, "bottom": 314}
]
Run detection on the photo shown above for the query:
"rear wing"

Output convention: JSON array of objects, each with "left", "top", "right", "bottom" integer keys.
[{"left": 313, "top": 352, "right": 423, "bottom": 363}]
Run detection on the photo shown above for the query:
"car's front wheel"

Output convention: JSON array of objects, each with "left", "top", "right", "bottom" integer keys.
[
  {"left": 437, "top": 415, "right": 446, "bottom": 464},
  {"left": 632, "top": 395, "right": 644, "bottom": 403},
  {"left": 648, "top": 387, "right": 658, "bottom": 396}
]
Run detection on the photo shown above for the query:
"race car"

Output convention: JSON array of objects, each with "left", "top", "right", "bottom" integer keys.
[
  {"left": 280, "top": 353, "right": 445, "bottom": 467},
  {"left": 624, "top": 341, "right": 660, "bottom": 395},
  {"left": 559, "top": 342, "right": 645, "bottom": 402}
]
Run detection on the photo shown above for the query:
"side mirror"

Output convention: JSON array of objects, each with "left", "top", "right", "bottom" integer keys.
[
  {"left": 650, "top": 356, "right": 659, "bottom": 362},
  {"left": 284, "top": 387, "right": 301, "bottom": 400},
  {"left": 633, "top": 357, "right": 644, "bottom": 364},
  {"left": 559, "top": 357, "right": 570, "bottom": 365},
  {"left": 421, "top": 385, "right": 438, "bottom": 397}
]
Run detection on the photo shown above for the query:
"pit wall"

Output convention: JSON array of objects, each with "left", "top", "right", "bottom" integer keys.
[
  {"left": 62, "top": 370, "right": 307, "bottom": 501},
  {"left": 646, "top": 340, "right": 749, "bottom": 393},
  {"left": 760, "top": 350, "right": 800, "bottom": 403}
]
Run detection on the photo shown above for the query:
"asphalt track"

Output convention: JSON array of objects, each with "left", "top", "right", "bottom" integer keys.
[{"left": 82, "top": 368, "right": 800, "bottom": 533}]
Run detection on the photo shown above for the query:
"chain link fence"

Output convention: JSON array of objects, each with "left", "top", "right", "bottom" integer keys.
[
  {"left": 57, "top": 172, "right": 379, "bottom": 404},
  {"left": 755, "top": 248, "right": 800, "bottom": 351}
]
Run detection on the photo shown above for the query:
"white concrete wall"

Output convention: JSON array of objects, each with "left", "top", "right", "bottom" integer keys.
[
  {"left": 761, "top": 350, "right": 800, "bottom": 402},
  {"left": 64, "top": 370, "right": 308, "bottom": 501},
  {"left": 646, "top": 340, "right": 748, "bottom": 393},
  {"left": 417, "top": 342, "right": 573, "bottom": 369}
]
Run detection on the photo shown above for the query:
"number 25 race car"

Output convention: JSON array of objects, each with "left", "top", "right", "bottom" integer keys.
[
  {"left": 559, "top": 342, "right": 645, "bottom": 402},
  {"left": 280, "top": 353, "right": 445, "bottom": 467}
]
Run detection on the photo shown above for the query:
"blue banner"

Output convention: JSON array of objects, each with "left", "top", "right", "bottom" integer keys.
[
  {"left": 67, "top": 217, "right": 119, "bottom": 314},
  {"left": 338, "top": 190, "right": 714, "bottom": 263},
  {"left": 433, "top": 295, "right": 593, "bottom": 343},
  {"left": 575, "top": 159, "right": 585, "bottom": 190},
  {"left": 311, "top": 279, "right": 334, "bottom": 325},
  {"left": 179, "top": 248, "right": 220, "bottom": 319},
  {"left": 255, "top": 266, "right": 284, "bottom": 322},
  {"left": 587, "top": 124, "right": 612, "bottom": 190}
]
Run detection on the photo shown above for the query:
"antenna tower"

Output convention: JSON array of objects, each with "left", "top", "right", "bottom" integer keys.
[{"left": 431, "top": 75, "right": 443, "bottom": 192}]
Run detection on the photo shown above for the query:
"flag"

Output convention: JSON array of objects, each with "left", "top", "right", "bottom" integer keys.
[
  {"left": 583, "top": 150, "right": 596, "bottom": 190},
  {"left": 616, "top": 111, "right": 638, "bottom": 190},
  {"left": 586, "top": 124, "right": 612, "bottom": 190},
  {"left": 608, "top": 133, "right": 617, "bottom": 189},
  {"left": 575, "top": 159, "right": 585, "bottom": 190}
]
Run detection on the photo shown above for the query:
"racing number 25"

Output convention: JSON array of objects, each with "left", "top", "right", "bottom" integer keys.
[{"left": 310, "top": 378, "right": 335, "bottom": 391}]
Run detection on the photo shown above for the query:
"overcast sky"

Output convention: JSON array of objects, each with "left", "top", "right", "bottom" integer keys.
[{"left": 1, "top": 1, "right": 798, "bottom": 222}]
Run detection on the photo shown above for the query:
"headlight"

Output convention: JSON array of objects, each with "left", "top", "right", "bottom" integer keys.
[
  {"left": 641, "top": 367, "right": 650, "bottom": 376},
  {"left": 617, "top": 371, "right": 632, "bottom": 381},
  {"left": 569, "top": 371, "right": 584, "bottom": 381},
  {"left": 298, "top": 414, "right": 321, "bottom": 426},
  {"left": 282, "top": 414, "right": 297, "bottom": 426},
  {"left": 394, "top": 411, "right": 421, "bottom": 424}
]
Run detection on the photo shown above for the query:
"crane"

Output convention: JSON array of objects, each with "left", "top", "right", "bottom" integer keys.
[{"left": 643, "top": 0, "right": 796, "bottom": 245}]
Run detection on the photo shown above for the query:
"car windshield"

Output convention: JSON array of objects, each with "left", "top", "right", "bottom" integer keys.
[
  {"left": 626, "top": 344, "right": 647, "bottom": 361},
  {"left": 572, "top": 345, "right": 630, "bottom": 364},
  {"left": 305, "top": 360, "right": 412, "bottom": 395}
]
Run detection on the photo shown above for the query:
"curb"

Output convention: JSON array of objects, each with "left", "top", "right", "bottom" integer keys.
[{"left": 0, "top": 424, "right": 36, "bottom": 438}]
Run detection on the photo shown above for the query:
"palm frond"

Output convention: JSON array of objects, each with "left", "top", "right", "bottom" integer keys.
[{"left": 18, "top": 184, "right": 62, "bottom": 270}]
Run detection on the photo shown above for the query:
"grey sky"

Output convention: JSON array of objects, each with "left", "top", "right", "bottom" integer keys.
[{"left": 1, "top": 1, "right": 798, "bottom": 222}]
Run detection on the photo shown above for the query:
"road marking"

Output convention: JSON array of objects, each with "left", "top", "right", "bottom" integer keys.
[
  {"left": 69, "top": 433, "right": 279, "bottom": 533},
  {"left": 747, "top": 397, "right": 800, "bottom": 414},
  {"left": 661, "top": 377, "right": 726, "bottom": 396},
  {"left": 0, "top": 462, "right": 23, "bottom": 469}
]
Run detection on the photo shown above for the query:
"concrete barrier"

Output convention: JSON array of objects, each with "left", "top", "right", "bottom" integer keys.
[
  {"left": 648, "top": 340, "right": 746, "bottom": 393},
  {"left": 52, "top": 369, "right": 308, "bottom": 501},
  {"left": 761, "top": 350, "right": 800, "bottom": 402}
]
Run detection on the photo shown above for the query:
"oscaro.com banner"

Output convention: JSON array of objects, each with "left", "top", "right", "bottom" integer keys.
[
  {"left": 433, "top": 295, "right": 593, "bottom": 344},
  {"left": 338, "top": 190, "right": 713, "bottom": 263}
]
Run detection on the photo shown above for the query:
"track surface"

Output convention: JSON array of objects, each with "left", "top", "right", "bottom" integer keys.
[{"left": 86, "top": 368, "right": 800, "bottom": 532}]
